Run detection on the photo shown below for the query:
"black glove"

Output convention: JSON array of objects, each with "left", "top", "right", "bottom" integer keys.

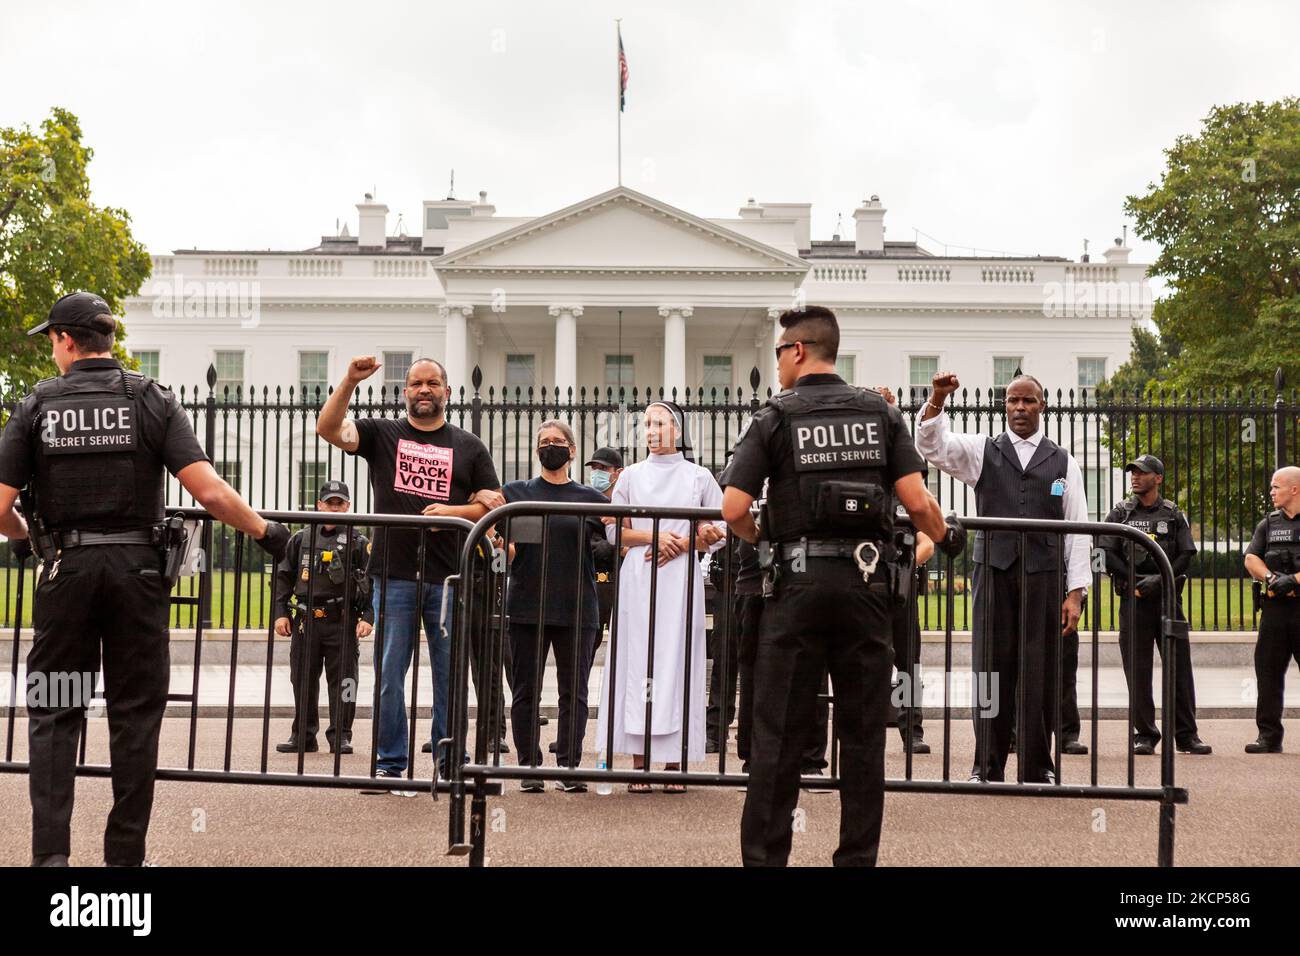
[
  {"left": 1268, "top": 573, "right": 1298, "bottom": 597},
  {"left": 10, "top": 538, "right": 32, "bottom": 563},
  {"left": 1134, "top": 574, "right": 1162, "bottom": 597},
  {"left": 1111, "top": 576, "right": 1129, "bottom": 598},
  {"left": 936, "top": 514, "right": 966, "bottom": 558},
  {"left": 255, "top": 520, "right": 290, "bottom": 562}
]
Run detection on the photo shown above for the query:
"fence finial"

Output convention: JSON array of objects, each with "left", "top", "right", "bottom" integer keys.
[
  {"left": 1276, "top": 367, "right": 1285, "bottom": 393},
  {"left": 206, "top": 364, "right": 217, "bottom": 390}
]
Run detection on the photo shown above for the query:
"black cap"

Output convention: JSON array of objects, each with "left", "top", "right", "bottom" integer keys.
[
  {"left": 318, "top": 479, "right": 351, "bottom": 502},
  {"left": 27, "top": 292, "right": 114, "bottom": 337},
  {"left": 1125, "top": 455, "right": 1164, "bottom": 476},
  {"left": 585, "top": 446, "right": 625, "bottom": 469}
]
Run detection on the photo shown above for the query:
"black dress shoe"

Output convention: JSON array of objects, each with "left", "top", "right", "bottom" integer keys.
[
  {"left": 495, "top": 738, "right": 510, "bottom": 754},
  {"left": 276, "top": 737, "right": 319, "bottom": 753},
  {"left": 904, "top": 736, "right": 931, "bottom": 754},
  {"left": 1245, "top": 738, "right": 1282, "bottom": 754},
  {"left": 421, "top": 741, "right": 433, "bottom": 754},
  {"left": 547, "top": 741, "right": 558, "bottom": 754},
  {"left": 329, "top": 737, "right": 353, "bottom": 755},
  {"left": 1062, "top": 739, "right": 1089, "bottom": 755},
  {"left": 1176, "top": 737, "right": 1212, "bottom": 755},
  {"left": 1132, "top": 739, "right": 1156, "bottom": 756},
  {"left": 32, "top": 853, "right": 69, "bottom": 867},
  {"left": 705, "top": 739, "right": 719, "bottom": 754}
]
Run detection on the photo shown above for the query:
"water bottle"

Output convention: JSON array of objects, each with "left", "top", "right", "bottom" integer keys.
[{"left": 596, "top": 752, "right": 612, "bottom": 795}]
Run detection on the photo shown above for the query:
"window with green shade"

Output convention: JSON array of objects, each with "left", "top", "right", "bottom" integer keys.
[
  {"left": 214, "top": 351, "right": 244, "bottom": 402},
  {"left": 1077, "top": 357, "right": 1106, "bottom": 405},
  {"left": 909, "top": 355, "right": 938, "bottom": 402},
  {"left": 701, "top": 355, "right": 732, "bottom": 401},
  {"left": 132, "top": 350, "right": 160, "bottom": 380},
  {"left": 605, "top": 355, "right": 634, "bottom": 391},
  {"left": 382, "top": 351, "right": 413, "bottom": 398},
  {"left": 298, "top": 461, "right": 328, "bottom": 510},
  {"left": 299, "top": 351, "right": 329, "bottom": 401},
  {"left": 505, "top": 354, "right": 536, "bottom": 392},
  {"left": 835, "top": 354, "right": 856, "bottom": 385},
  {"left": 992, "top": 356, "right": 1023, "bottom": 401}
]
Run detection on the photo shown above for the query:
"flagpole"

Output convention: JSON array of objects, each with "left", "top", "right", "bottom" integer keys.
[{"left": 616, "top": 18, "right": 622, "bottom": 186}]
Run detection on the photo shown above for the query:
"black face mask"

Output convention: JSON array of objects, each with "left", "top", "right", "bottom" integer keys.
[{"left": 538, "top": 445, "right": 571, "bottom": 471}]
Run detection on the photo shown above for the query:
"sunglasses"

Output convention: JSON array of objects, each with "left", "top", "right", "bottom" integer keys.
[{"left": 774, "top": 340, "right": 817, "bottom": 359}]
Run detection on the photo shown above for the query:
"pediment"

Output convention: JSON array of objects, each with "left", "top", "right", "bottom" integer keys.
[{"left": 433, "top": 187, "right": 809, "bottom": 275}]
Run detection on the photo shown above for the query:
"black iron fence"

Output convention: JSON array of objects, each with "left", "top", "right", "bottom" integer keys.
[{"left": 0, "top": 365, "right": 1295, "bottom": 632}]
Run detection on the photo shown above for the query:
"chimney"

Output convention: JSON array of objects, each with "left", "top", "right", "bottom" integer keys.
[
  {"left": 738, "top": 197, "right": 763, "bottom": 219},
  {"left": 470, "top": 189, "right": 497, "bottom": 218},
  {"left": 1102, "top": 236, "right": 1131, "bottom": 265},
  {"left": 853, "top": 195, "right": 885, "bottom": 254},
  {"left": 357, "top": 193, "right": 388, "bottom": 249}
]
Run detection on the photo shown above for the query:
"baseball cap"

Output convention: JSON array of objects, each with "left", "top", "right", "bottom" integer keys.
[
  {"left": 585, "top": 446, "right": 625, "bottom": 469},
  {"left": 318, "top": 479, "right": 351, "bottom": 502},
  {"left": 27, "top": 292, "right": 115, "bottom": 336},
  {"left": 1124, "top": 455, "right": 1164, "bottom": 476}
]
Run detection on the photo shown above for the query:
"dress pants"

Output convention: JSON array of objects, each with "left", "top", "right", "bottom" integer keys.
[
  {"left": 1254, "top": 600, "right": 1300, "bottom": 746},
  {"left": 1117, "top": 594, "right": 1199, "bottom": 745}
]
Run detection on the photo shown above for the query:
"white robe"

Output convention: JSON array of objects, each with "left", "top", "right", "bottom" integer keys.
[{"left": 594, "top": 452, "right": 725, "bottom": 764}]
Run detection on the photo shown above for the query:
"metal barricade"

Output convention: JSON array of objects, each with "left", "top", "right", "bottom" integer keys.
[
  {"left": 446, "top": 504, "right": 1190, "bottom": 866},
  {"left": 0, "top": 507, "right": 500, "bottom": 803}
]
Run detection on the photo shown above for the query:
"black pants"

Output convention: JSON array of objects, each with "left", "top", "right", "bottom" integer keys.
[
  {"left": 27, "top": 544, "right": 170, "bottom": 866},
  {"left": 1118, "top": 595, "right": 1199, "bottom": 745},
  {"left": 509, "top": 621, "right": 597, "bottom": 767},
  {"left": 1254, "top": 601, "right": 1300, "bottom": 746},
  {"left": 734, "top": 592, "right": 828, "bottom": 772},
  {"left": 742, "top": 560, "right": 892, "bottom": 867},
  {"left": 706, "top": 593, "right": 739, "bottom": 746},
  {"left": 971, "top": 563, "right": 1061, "bottom": 783},
  {"left": 889, "top": 597, "right": 924, "bottom": 741},
  {"left": 289, "top": 611, "right": 359, "bottom": 744},
  {"left": 469, "top": 614, "right": 511, "bottom": 741}
]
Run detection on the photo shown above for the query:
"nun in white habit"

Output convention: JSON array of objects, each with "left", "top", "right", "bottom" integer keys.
[{"left": 594, "top": 401, "right": 726, "bottom": 792}]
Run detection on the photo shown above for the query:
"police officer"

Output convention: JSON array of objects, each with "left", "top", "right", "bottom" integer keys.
[
  {"left": 1243, "top": 465, "right": 1300, "bottom": 753},
  {"left": 272, "top": 480, "right": 373, "bottom": 755},
  {"left": 0, "top": 292, "right": 288, "bottom": 867},
  {"left": 721, "top": 306, "right": 961, "bottom": 866},
  {"left": 1102, "top": 456, "right": 1211, "bottom": 756}
]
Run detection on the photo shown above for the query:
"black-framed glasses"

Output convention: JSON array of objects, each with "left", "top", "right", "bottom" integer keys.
[
  {"left": 774, "top": 340, "right": 817, "bottom": 359},
  {"left": 537, "top": 438, "right": 572, "bottom": 448}
]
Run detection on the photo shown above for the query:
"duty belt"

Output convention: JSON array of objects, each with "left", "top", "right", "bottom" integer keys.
[
  {"left": 54, "top": 528, "right": 159, "bottom": 550},
  {"left": 296, "top": 594, "right": 348, "bottom": 618},
  {"left": 774, "top": 538, "right": 891, "bottom": 583}
]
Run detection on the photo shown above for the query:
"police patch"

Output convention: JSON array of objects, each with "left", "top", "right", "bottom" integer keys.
[
  {"left": 39, "top": 396, "right": 138, "bottom": 455},
  {"left": 1156, "top": 521, "right": 1169, "bottom": 535},
  {"left": 789, "top": 413, "right": 885, "bottom": 472}
]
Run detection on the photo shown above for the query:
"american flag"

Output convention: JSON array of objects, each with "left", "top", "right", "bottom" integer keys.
[{"left": 618, "top": 29, "right": 628, "bottom": 112}]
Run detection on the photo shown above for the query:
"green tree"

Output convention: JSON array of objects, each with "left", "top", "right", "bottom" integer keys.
[
  {"left": 1100, "top": 97, "right": 1300, "bottom": 537},
  {"left": 0, "top": 107, "right": 151, "bottom": 392}
]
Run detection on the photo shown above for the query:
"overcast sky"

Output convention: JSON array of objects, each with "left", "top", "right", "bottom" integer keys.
[{"left": 3, "top": 0, "right": 1296, "bottom": 272}]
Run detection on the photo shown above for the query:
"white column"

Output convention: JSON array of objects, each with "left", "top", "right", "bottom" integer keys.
[
  {"left": 439, "top": 304, "right": 472, "bottom": 394},
  {"left": 548, "top": 305, "right": 583, "bottom": 399},
  {"left": 658, "top": 305, "right": 692, "bottom": 399},
  {"left": 764, "top": 308, "right": 782, "bottom": 394}
]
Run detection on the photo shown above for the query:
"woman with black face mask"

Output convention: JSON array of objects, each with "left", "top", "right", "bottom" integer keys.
[{"left": 495, "top": 420, "right": 610, "bottom": 792}]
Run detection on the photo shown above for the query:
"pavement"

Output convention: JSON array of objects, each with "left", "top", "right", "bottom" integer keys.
[{"left": 0, "top": 716, "right": 1296, "bottom": 867}]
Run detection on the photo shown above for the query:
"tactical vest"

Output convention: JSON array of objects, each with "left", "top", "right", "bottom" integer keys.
[
  {"left": 764, "top": 383, "right": 892, "bottom": 542},
  {"left": 972, "top": 432, "right": 1068, "bottom": 573},
  {"left": 294, "top": 526, "right": 363, "bottom": 604},
  {"left": 29, "top": 368, "right": 161, "bottom": 532},
  {"left": 1115, "top": 496, "right": 1183, "bottom": 570},
  {"left": 1262, "top": 510, "right": 1300, "bottom": 575}
]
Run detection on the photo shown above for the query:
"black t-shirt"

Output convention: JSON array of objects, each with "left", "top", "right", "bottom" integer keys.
[
  {"left": 502, "top": 477, "right": 607, "bottom": 627},
  {"left": 722, "top": 374, "right": 927, "bottom": 499},
  {"left": 1247, "top": 510, "right": 1300, "bottom": 559},
  {"left": 349, "top": 417, "right": 499, "bottom": 582}
]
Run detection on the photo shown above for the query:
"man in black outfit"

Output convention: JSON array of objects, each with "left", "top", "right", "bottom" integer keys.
[
  {"left": 1101, "top": 456, "right": 1211, "bottom": 756},
  {"left": 722, "top": 305, "right": 959, "bottom": 866},
  {"left": 0, "top": 292, "right": 287, "bottom": 866}
]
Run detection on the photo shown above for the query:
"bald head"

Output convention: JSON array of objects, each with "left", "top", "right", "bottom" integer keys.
[{"left": 1270, "top": 466, "right": 1300, "bottom": 516}]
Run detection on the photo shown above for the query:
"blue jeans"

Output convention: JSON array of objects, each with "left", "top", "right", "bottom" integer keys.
[{"left": 371, "top": 576, "right": 455, "bottom": 774}]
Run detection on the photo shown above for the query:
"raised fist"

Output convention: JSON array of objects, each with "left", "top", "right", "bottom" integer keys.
[
  {"left": 346, "top": 356, "right": 382, "bottom": 384},
  {"left": 931, "top": 371, "right": 960, "bottom": 400}
]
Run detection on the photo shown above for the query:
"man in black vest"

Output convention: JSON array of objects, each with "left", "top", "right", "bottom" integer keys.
[
  {"left": 0, "top": 292, "right": 288, "bottom": 866},
  {"left": 721, "top": 305, "right": 962, "bottom": 866},
  {"left": 1243, "top": 466, "right": 1300, "bottom": 753},
  {"left": 917, "top": 371, "right": 1090, "bottom": 784},
  {"left": 1101, "top": 456, "right": 1211, "bottom": 755},
  {"left": 272, "top": 480, "right": 374, "bottom": 755}
]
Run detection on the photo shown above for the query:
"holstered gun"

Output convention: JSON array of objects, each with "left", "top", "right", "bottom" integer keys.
[
  {"left": 161, "top": 513, "right": 190, "bottom": 588},
  {"left": 17, "top": 487, "right": 57, "bottom": 563}
]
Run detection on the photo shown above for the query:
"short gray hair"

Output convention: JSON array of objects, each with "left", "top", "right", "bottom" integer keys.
[{"left": 536, "top": 419, "right": 575, "bottom": 446}]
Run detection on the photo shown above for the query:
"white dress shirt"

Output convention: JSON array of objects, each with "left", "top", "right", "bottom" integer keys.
[{"left": 917, "top": 410, "right": 1091, "bottom": 592}]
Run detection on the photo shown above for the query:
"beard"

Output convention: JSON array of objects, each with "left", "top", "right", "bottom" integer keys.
[{"left": 407, "top": 395, "right": 444, "bottom": 421}]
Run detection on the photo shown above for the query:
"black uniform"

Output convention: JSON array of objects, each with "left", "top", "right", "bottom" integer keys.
[
  {"left": 272, "top": 524, "right": 373, "bottom": 749},
  {"left": 1246, "top": 509, "right": 1300, "bottom": 747},
  {"left": 0, "top": 357, "right": 207, "bottom": 866},
  {"left": 724, "top": 373, "right": 926, "bottom": 866},
  {"left": 1102, "top": 495, "right": 1200, "bottom": 747},
  {"left": 889, "top": 501, "right": 925, "bottom": 744}
]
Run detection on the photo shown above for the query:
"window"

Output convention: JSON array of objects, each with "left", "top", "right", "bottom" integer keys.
[
  {"left": 834, "top": 354, "right": 856, "bottom": 385},
  {"left": 298, "top": 461, "right": 328, "bottom": 510},
  {"left": 132, "top": 350, "right": 160, "bottom": 380},
  {"left": 909, "top": 355, "right": 939, "bottom": 402},
  {"left": 1084, "top": 467, "right": 1108, "bottom": 517},
  {"left": 299, "top": 351, "right": 329, "bottom": 401},
  {"left": 382, "top": 351, "right": 413, "bottom": 398},
  {"left": 992, "top": 356, "right": 1023, "bottom": 401},
  {"left": 215, "top": 460, "right": 242, "bottom": 493},
  {"left": 505, "top": 354, "right": 536, "bottom": 394},
  {"left": 701, "top": 355, "right": 732, "bottom": 401},
  {"left": 605, "top": 354, "right": 634, "bottom": 391},
  {"left": 1078, "top": 357, "right": 1106, "bottom": 405},
  {"left": 214, "top": 351, "right": 244, "bottom": 402}
]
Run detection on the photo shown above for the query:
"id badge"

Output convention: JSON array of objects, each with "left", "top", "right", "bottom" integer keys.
[{"left": 1050, "top": 479, "right": 1066, "bottom": 497}]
